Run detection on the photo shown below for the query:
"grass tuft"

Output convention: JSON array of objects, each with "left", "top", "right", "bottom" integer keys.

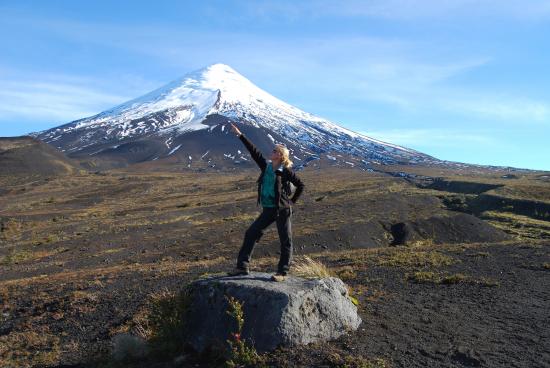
[
  {"left": 407, "top": 271, "right": 439, "bottom": 283},
  {"left": 440, "top": 273, "right": 468, "bottom": 285},
  {"left": 407, "top": 272, "right": 499, "bottom": 287},
  {"left": 293, "top": 256, "right": 333, "bottom": 279}
]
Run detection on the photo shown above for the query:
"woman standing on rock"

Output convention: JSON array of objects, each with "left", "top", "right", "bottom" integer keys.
[{"left": 228, "top": 123, "right": 305, "bottom": 282}]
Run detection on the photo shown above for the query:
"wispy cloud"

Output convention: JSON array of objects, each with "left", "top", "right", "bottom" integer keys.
[
  {"left": 243, "top": 0, "right": 550, "bottom": 21},
  {"left": 442, "top": 95, "right": 550, "bottom": 122},
  {"left": 0, "top": 6, "right": 548, "bottom": 134},
  {"left": 0, "top": 72, "right": 133, "bottom": 126},
  {"left": 362, "top": 128, "right": 496, "bottom": 148}
]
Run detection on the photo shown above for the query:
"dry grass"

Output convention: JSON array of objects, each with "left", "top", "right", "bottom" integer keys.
[
  {"left": 0, "top": 330, "right": 61, "bottom": 368},
  {"left": 482, "top": 211, "right": 550, "bottom": 239},
  {"left": 1, "top": 247, "right": 71, "bottom": 265},
  {"left": 292, "top": 256, "right": 333, "bottom": 279},
  {"left": 325, "top": 351, "right": 389, "bottom": 368},
  {"left": 407, "top": 271, "right": 439, "bottom": 283},
  {"left": 0, "top": 166, "right": 547, "bottom": 367},
  {"left": 379, "top": 250, "right": 455, "bottom": 268},
  {"left": 0, "top": 256, "right": 228, "bottom": 287},
  {"left": 334, "top": 266, "right": 357, "bottom": 281}
]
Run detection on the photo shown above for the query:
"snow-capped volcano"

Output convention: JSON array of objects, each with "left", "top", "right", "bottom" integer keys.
[{"left": 33, "top": 63, "right": 436, "bottom": 169}]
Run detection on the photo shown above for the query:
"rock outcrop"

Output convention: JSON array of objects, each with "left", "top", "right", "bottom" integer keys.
[{"left": 185, "top": 272, "right": 361, "bottom": 352}]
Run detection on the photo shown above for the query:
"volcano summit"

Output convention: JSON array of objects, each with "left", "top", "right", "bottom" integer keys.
[{"left": 33, "top": 64, "right": 436, "bottom": 169}]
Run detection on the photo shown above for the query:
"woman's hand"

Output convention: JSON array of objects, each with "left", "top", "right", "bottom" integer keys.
[{"left": 230, "top": 123, "right": 242, "bottom": 137}]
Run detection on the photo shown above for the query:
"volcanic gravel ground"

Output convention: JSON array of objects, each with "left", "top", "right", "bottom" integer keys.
[{"left": 1, "top": 168, "right": 549, "bottom": 367}]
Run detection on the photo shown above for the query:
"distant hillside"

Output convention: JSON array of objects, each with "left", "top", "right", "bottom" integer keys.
[{"left": 0, "top": 136, "right": 79, "bottom": 176}]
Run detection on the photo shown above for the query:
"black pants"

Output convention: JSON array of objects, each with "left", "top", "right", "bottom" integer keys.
[{"left": 237, "top": 207, "right": 293, "bottom": 274}]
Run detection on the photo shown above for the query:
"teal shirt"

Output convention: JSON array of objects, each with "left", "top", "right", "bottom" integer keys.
[{"left": 261, "top": 162, "right": 281, "bottom": 207}]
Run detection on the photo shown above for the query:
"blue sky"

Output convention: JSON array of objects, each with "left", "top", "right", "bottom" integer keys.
[{"left": 1, "top": 0, "right": 549, "bottom": 170}]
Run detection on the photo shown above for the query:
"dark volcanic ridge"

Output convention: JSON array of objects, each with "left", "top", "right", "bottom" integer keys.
[{"left": 0, "top": 136, "right": 79, "bottom": 176}]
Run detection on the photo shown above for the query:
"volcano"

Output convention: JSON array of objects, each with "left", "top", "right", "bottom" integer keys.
[{"left": 33, "top": 64, "right": 437, "bottom": 170}]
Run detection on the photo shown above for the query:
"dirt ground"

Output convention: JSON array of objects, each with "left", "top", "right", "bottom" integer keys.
[{"left": 0, "top": 166, "right": 549, "bottom": 367}]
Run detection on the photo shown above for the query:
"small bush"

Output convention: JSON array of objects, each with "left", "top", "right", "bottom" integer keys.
[
  {"left": 346, "top": 286, "right": 360, "bottom": 306},
  {"left": 336, "top": 266, "right": 357, "bottom": 281},
  {"left": 146, "top": 287, "right": 191, "bottom": 356},
  {"left": 225, "top": 296, "right": 264, "bottom": 368},
  {"left": 543, "top": 262, "right": 550, "bottom": 270}
]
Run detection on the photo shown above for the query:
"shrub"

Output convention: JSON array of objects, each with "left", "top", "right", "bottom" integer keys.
[
  {"left": 336, "top": 266, "right": 357, "bottom": 281},
  {"left": 145, "top": 287, "right": 191, "bottom": 356},
  {"left": 225, "top": 296, "right": 264, "bottom": 368},
  {"left": 346, "top": 285, "right": 360, "bottom": 306}
]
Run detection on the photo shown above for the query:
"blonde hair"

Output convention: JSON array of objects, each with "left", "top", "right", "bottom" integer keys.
[{"left": 274, "top": 144, "right": 293, "bottom": 168}]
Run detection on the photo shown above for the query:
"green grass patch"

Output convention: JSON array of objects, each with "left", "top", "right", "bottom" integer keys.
[
  {"left": 326, "top": 352, "right": 389, "bottom": 368},
  {"left": 407, "top": 271, "right": 439, "bottom": 283},
  {"left": 0, "top": 248, "right": 33, "bottom": 265},
  {"left": 440, "top": 273, "right": 468, "bottom": 285},
  {"left": 407, "top": 272, "right": 499, "bottom": 287}
]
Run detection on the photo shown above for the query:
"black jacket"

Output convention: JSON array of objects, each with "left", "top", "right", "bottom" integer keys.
[{"left": 239, "top": 134, "right": 305, "bottom": 209}]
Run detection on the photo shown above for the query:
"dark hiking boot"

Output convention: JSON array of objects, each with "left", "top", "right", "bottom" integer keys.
[
  {"left": 227, "top": 267, "right": 250, "bottom": 276},
  {"left": 271, "top": 272, "right": 287, "bottom": 282}
]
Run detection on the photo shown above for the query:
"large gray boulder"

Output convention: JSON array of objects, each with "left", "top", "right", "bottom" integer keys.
[{"left": 185, "top": 272, "right": 361, "bottom": 352}]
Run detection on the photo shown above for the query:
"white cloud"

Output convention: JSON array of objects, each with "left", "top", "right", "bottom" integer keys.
[
  {"left": 245, "top": 0, "right": 550, "bottom": 21},
  {"left": 443, "top": 97, "right": 550, "bottom": 122},
  {"left": 362, "top": 128, "right": 495, "bottom": 148},
  {"left": 0, "top": 73, "right": 132, "bottom": 126},
  {"left": 0, "top": 9, "right": 548, "bottom": 132}
]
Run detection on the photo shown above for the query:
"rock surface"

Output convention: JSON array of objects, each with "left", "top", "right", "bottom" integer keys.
[{"left": 185, "top": 272, "right": 361, "bottom": 352}]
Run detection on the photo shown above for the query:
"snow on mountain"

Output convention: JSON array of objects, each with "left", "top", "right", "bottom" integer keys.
[{"left": 33, "top": 63, "right": 436, "bottom": 169}]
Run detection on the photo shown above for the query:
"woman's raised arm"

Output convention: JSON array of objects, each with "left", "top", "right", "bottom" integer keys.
[{"left": 230, "top": 123, "right": 267, "bottom": 170}]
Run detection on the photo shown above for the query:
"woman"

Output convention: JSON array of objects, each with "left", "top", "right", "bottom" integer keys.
[{"left": 228, "top": 123, "right": 305, "bottom": 282}]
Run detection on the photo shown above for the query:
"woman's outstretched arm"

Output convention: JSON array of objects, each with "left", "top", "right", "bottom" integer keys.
[{"left": 230, "top": 123, "right": 267, "bottom": 170}]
